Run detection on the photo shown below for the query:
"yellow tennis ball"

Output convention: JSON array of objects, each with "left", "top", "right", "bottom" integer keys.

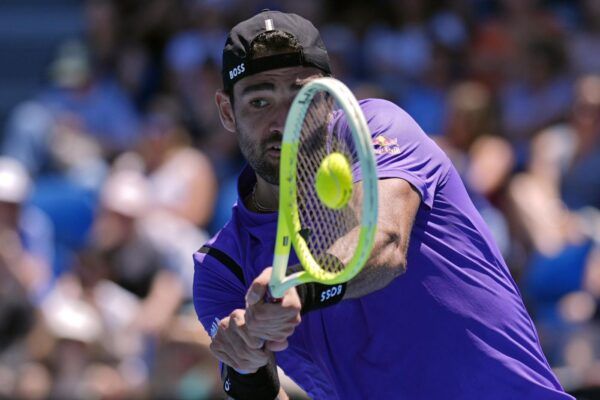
[{"left": 315, "top": 152, "right": 353, "bottom": 209}]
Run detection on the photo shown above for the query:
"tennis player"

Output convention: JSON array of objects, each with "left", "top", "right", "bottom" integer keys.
[{"left": 193, "top": 10, "right": 574, "bottom": 400}]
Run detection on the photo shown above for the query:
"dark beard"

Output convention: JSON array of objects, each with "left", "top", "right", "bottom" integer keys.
[{"left": 237, "top": 128, "right": 280, "bottom": 185}]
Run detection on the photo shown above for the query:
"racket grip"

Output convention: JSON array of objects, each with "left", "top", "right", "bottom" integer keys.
[{"left": 264, "top": 288, "right": 282, "bottom": 304}]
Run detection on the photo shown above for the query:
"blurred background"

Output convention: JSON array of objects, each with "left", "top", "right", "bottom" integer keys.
[{"left": 0, "top": 0, "right": 598, "bottom": 398}]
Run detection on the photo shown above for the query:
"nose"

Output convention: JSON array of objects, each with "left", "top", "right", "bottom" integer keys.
[{"left": 268, "top": 97, "right": 293, "bottom": 136}]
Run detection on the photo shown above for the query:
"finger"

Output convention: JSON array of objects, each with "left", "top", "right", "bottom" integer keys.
[
  {"left": 210, "top": 342, "right": 238, "bottom": 368},
  {"left": 245, "top": 267, "right": 272, "bottom": 306},
  {"left": 265, "top": 339, "right": 289, "bottom": 352},
  {"left": 246, "top": 321, "right": 296, "bottom": 342},
  {"left": 238, "top": 327, "right": 266, "bottom": 349},
  {"left": 214, "top": 319, "right": 255, "bottom": 364},
  {"left": 280, "top": 287, "right": 302, "bottom": 310},
  {"left": 230, "top": 312, "right": 264, "bottom": 349},
  {"left": 213, "top": 333, "right": 266, "bottom": 371},
  {"left": 246, "top": 310, "right": 298, "bottom": 338},
  {"left": 248, "top": 303, "right": 299, "bottom": 323}
]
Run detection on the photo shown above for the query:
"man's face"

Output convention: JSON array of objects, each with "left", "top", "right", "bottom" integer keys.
[{"left": 228, "top": 66, "right": 322, "bottom": 184}]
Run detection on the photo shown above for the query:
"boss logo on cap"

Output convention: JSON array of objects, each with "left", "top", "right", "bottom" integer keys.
[{"left": 228, "top": 63, "right": 245, "bottom": 80}]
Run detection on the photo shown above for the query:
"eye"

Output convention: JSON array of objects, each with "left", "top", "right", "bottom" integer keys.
[
  {"left": 249, "top": 98, "right": 269, "bottom": 108},
  {"left": 291, "top": 83, "right": 303, "bottom": 93}
]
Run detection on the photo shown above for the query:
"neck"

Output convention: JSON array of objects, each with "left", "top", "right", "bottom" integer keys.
[{"left": 247, "top": 175, "right": 279, "bottom": 213}]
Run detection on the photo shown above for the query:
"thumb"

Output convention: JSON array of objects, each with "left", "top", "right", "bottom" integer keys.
[{"left": 246, "top": 267, "right": 272, "bottom": 306}]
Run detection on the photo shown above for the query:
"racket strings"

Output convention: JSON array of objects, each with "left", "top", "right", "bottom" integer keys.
[{"left": 295, "top": 95, "right": 361, "bottom": 274}]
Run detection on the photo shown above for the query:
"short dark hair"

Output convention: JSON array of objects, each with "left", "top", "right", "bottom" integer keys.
[
  {"left": 250, "top": 30, "right": 302, "bottom": 58},
  {"left": 225, "top": 30, "right": 303, "bottom": 101}
]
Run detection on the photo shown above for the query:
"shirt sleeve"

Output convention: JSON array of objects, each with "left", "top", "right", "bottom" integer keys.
[
  {"left": 193, "top": 250, "right": 247, "bottom": 337},
  {"left": 348, "top": 99, "right": 451, "bottom": 209}
]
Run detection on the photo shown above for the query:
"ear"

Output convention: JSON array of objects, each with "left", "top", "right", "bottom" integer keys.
[{"left": 215, "top": 90, "right": 236, "bottom": 133}]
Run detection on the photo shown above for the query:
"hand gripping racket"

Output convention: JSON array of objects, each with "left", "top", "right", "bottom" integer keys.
[{"left": 269, "top": 77, "right": 378, "bottom": 299}]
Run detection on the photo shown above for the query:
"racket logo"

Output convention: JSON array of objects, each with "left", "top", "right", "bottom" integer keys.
[
  {"left": 297, "top": 90, "right": 312, "bottom": 105},
  {"left": 228, "top": 63, "right": 245, "bottom": 79},
  {"left": 372, "top": 135, "right": 400, "bottom": 155},
  {"left": 320, "top": 285, "right": 343, "bottom": 302},
  {"left": 224, "top": 378, "right": 231, "bottom": 391}
]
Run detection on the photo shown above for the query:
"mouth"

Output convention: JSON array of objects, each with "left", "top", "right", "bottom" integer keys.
[{"left": 266, "top": 143, "right": 282, "bottom": 157}]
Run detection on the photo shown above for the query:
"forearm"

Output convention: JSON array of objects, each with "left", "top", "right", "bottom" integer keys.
[
  {"left": 328, "top": 224, "right": 408, "bottom": 299},
  {"left": 325, "top": 178, "right": 418, "bottom": 299}
]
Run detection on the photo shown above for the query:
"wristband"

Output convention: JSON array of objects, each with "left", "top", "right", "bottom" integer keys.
[
  {"left": 222, "top": 363, "right": 280, "bottom": 400},
  {"left": 296, "top": 281, "right": 347, "bottom": 314},
  {"left": 287, "top": 259, "right": 348, "bottom": 314}
]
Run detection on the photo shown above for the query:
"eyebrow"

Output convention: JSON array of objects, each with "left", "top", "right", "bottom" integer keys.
[
  {"left": 240, "top": 80, "right": 305, "bottom": 96},
  {"left": 241, "top": 82, "right": 275, "bottom": 96}
]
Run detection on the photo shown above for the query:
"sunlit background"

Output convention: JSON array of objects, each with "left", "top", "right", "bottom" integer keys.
[{"left": 0, "top": 0, "right": 599, "bottom": 399}]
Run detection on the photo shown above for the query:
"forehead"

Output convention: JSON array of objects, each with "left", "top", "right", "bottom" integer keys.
[{"left": 233, "top": 66, "right": 322, "bottom": 94}]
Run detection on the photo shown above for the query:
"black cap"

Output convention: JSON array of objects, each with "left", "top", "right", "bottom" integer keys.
[{"left": 222, "top": 10, "right": 331, "bottom": 91}]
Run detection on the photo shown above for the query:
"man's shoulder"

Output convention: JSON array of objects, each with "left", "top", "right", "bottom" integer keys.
[
  {"left": 357, "top": 98, "right": 417, "bottom": 132},
  {"left": 193, "top": 219, "right": 248, "bottom": 287},
  {"left": 358, "top": 98, "right": 406, "bottom": 116},
  {"left": 196, "top": 220, "right": 241, "bottom": 260}
]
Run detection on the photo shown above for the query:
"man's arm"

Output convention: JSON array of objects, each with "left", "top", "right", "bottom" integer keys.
[
  {"left": 210, "top": 308, "right": 268, "bottom": 372},
  {"left": 194, "top": 251, "right": 286, "bottom": 399},
  {"left": 245, "top": 178, "right": 421, "bottom": 344},
  {"left": 331, "top": 177, "right": 421, "bottom": 298},
  {"left": 212, "top": 309, "right": 289, "bottom": 399}
]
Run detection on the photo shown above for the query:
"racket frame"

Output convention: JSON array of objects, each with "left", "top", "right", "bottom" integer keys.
[{"left": 269, "top": 77, "right": 378, "bottom": 298}]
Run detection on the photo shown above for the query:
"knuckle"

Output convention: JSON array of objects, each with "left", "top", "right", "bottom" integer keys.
[
  {"left": 283, "top": 330, "right": 294, "bottom": 339},
  {"left": 230, "top": 310, "right": 244, "bottom": 322},
  {"left": 209, "top": 344, "right": 222, "bottom": 358}
]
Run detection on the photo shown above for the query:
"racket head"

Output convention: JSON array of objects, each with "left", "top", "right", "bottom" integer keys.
[{"left": 270, "top": 77, "right": 378, "bottom": 297}]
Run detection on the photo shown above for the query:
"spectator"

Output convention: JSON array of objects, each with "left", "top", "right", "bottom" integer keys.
[
  {"left": 134, "top": 95, "right": 218, "bottom": 228},
  {"left": 561, "top": 75, "right": 600, "bottom": 210},
  {"left": 0, "top": 157, "right": 54, "bottom": 303},
  {"left": 506, "top": 121, "right": 600, "bottom": 378},
  {"left": 89, "top": 170, "right": 185, "bottom": 335},
  {"left": 500, "top": 37, "right": 573, "bottom": 154},
  {"left": 2, "top": 40, "right": 139, "bottom": 179},
  {"left": 1, "top": 1, "right": 599, "bottom": 397},
  {"left": 0, "top": 157, "right": 55, "bottom": 397},
  {"left": 439, "top": 81, "right": 514, "bottom": 258},
  {"left": 568, "top": 0, "right": 600, "bottom": 75}
]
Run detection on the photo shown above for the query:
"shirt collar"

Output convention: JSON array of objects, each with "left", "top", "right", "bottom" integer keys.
[{"left": 234, "top": 164, "right": 278, "bottom": 227}]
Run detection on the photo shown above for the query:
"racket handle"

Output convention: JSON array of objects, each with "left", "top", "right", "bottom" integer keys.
[{"left": 264, "top": 288, "right": 282, "bottom": 304}]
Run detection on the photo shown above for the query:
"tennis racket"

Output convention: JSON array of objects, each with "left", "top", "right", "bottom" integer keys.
[{"left": 269, "top": 77, "right": 378, "bottom": 299}]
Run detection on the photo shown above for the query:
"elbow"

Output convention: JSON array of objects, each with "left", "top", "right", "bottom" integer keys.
[
  {"left": 379, "top": 233, "right": 407, "bottom": 277},
  {"left": 377, "top": 245, "right": 407, "bottom": 280},
  {"left": 388, "top": 255, "right": 407, "bottom": 278}
]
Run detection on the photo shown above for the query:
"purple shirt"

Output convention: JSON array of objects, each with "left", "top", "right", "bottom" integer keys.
[{"left": 193, "top": 99, "right": 572, "bottom": 399}]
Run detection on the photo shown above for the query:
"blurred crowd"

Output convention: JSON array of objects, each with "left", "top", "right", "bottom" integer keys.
[{"left": 0, "top": 0, "right": 599, "bottom": 398}]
